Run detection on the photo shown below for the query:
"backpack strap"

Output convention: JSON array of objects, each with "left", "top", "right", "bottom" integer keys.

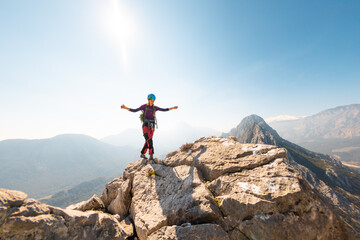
[{"left": 143, "top": 105, "right": 158, "bottom": 128}]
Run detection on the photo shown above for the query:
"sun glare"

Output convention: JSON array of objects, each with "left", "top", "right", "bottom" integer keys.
[{"left": 98, "top": 0, "right": 139, "bottom": 69}]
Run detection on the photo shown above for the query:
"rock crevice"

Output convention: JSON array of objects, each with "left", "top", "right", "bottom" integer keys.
[{"left": 0, "top": 136, "right": 355, "bottom": 240}]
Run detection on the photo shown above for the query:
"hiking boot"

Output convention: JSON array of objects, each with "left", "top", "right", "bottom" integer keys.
[
  {"left": 140, "top": 154, "right": 148, "bottom": 159},
  {"left": 149, "top": 154, "right": 154, "bottom": 160}
]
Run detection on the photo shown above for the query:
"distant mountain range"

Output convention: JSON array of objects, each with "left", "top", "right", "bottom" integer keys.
[
  {"left": 2, "top": 104, "right": 359, "bottom": 219},
  {"left": 224, "top": 114, "right": 360, "bottom": 235},
  {"left": 268, "top": 104, "right": 360, "bottom": 166},
  {"left": 0, "top": 134, "right": 137, "bottom": 198},
  {"left": 102, "top": 121, "right": 220, "bottom": 158},
  {"left": 39, "top": 176, "right": 113, "bottom": 208},
  {"left": 0, "top": 123, "right": 219, "bottom": 202}
]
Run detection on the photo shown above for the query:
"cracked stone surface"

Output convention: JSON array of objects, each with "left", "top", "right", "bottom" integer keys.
[
  {"left": 0, "top": 190, "right": 131, "bottom": 240},
  {"left": 0, "top": 136, "right": 355, "bottom": 240}
]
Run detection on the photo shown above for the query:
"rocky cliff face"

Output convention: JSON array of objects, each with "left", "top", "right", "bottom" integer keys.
[
  {"left": 224, "top": 115, "right": 360, "bottom": 238},
  {"left": 0, "top": 136, "right": 354, "bottom": 240}
]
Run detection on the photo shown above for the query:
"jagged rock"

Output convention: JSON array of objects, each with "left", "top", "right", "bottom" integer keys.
[
  {"left": 101, "top": 176, "right": 132, "bottom": 218},
  {"left": 148, "top": 224, "right": 230, "bottom": 240},
  {"left": 163, "top": 136, "right": 286, "bottom": 180},
  {"left": 0, "top": 189, "right": 27, "bottom": 207},
  {"left": 237, "top": 211, "right": 350, "bottom": 240},
  {"left": 130, "top": 163, "right": 222, "bottom": 240},
  {"left": 208, "top": 157, "right": 352, "bottom": 239},
  {"left": 108, "top": 178, "right": 131, "bottom": 218},
  {"left": 208, "top": 158, "right": 303, "bottom": 229},
  {"left": 119, "top": 215, "right": 135, "bottom": 237},
  {"left": 66, "top": 194, "right": 103, "bottom": 211},
  {"left": 0, "top": 189, "right": 130, "bottom": 240},
  {"left": 101, "top": 177, "right": 125, "bottom": 207},
  {"left": 224, "top": 115, "right": 360, "bottom": 236},
  {"left": 0, "top": 136, "right": 355, "bottom": 239},
  {"left": 123, "top": 158, "right": 150, "bottom": 181}
]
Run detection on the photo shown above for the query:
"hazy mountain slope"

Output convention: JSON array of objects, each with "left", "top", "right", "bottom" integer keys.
[
  {"left": 224, "top": 115, "right": 360, "bottom": 237},
  {"left": 0, "top": 134, "right": 137, "bottom": 198},
  {"left": 269, "top": 104, "right": 360, "bottom": 141},
  {"left": 0, "top": 137, "right": 354, "bottom": 239},
  {"left": 268, "top": 104, "right": 360, "bottom": 165},
  {"left": 40, "top": 176, "right": 113, "bottom": 208},
  {"left": 297, "top": 137, "right": 360, "bottom": 166},
  {"left": 102, "top": 121, "right": 220, "bottom": 157}
]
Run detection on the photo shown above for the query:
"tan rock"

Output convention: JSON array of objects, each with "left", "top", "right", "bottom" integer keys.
[
  {"left": 163, "top": 136, "right": 286, "bottom": 180},
  {"left": 119, "top": 215, "right": 135, "bottom": 237},
  {"left": 123, "top": 158, "right": 150, "bottom": 181},
  {"left": 0, "top": 190, "right": 130, "bottom": 240},
  {"left": 0, "top": 189, "right": 27, "bottom": 207},
  {"left": 101, "top": 176, "right": 125, "bottom": 207},
  {"left": 130, "top": 163, "right": 222, "bottom": 240},
  {"left": 66, "top": 194, "right": 103, "bottom": 211},
  {"left": 0, "top": 136, "right": 355, "bottom": 239},
  {"left": 108, "top": 178, "right": 131, "bottom": 218},
  {"left": 148, "top": 224, "right": 230, "bottom": 240}
]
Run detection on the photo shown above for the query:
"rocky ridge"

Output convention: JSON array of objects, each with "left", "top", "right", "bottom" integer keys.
[
  {"left": 224, "top": 114, "right": 360, "bottom": 238},
  {"left": 268, "top": 104, "right": 360, "bottom": 141},
  {"left": 0, "top": 136, "right": 354, "bottom": 239}
]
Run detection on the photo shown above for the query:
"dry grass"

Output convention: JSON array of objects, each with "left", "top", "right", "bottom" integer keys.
[
  {"left": 180, "top": 143, "right": 194, "bottom": 152},
  {"left": 166, "top": 151, "right": 177, "bottom": 158}
]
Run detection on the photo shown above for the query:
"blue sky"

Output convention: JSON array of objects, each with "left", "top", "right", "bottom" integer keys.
[{"left": 1, "top": 0, "right": 359, "bottom": 140}]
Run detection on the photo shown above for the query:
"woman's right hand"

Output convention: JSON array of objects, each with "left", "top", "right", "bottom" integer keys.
[{"left": 121, "top": 104, "right": 128, "bottom": 110}]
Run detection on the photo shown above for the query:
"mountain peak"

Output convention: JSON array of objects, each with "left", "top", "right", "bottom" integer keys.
[
  {"left": 0, "top": 136, "right": 353, "bottom": 239},
  {"left": 241, "top": 114, "right": 266, "bottom": 124},
  {"left": 224, "top": 114, "right": 280, "bottom": 144}
]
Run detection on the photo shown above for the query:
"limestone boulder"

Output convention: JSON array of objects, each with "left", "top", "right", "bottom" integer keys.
[
  {"left": 0, "top": 189, "right": 27, "bottom": 207},
  {"left": 101, "top": 177, "right": 125, "bottom": 207},
  {"left": 206, "top": 156, "right": 353, "bottom": 239},
  {"left": 0, "top": 189, "right": 131, "bottom": 240},
  {"left": 163, "top": 136, "right": 286, "bottom": 180},
  {"left": 100, "top": 171, "right": 136, "bottom": 218},
  {"left": 107, "top": 178, "right": 131, "bottom": 218},
  {"left": 148, "top": 224, "right": 230, "bottom": 240},
  {"left": 0, "top": 136, "right": 355, "bottom": 240},
  {"left": 130, "top": 163, "right": 222, "bottom": 240},
  {"left": 66, "top": 194, "right": 103, "bottom": 211}
]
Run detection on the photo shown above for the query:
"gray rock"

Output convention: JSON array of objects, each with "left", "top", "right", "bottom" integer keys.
[
  {"left": 119, "top": 215, "right": 135, "bottom": 237},
  {"left": 101, "top": 177, "right": 125, "bottom": 207},
  {"left": 108, "top": 178, "right": 131, "bottom": 218},
  {"left": 130, "top": 163, "right": 222, "bottom": 240},
  {"left": 0, "top": 189, "right": 27, "bottom": 207},
  {"left": 0, "top": 190, "right": 130, "bottom": 240},
  {"left": 148, "top": 224, "right": 230, "bottom": 240},
  {"left": 0, "top": 136, "right": 355, "bottom": 240},
  {"left": 66, "top": 194, "right": 103, "bottom": 211},
  {"left": 163, "top": 136, "right": 286, "bottom": 180}
]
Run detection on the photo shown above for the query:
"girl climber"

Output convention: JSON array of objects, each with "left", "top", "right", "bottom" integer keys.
[{"left": 121, "top": 94, "right": 178, "bottom": 160}]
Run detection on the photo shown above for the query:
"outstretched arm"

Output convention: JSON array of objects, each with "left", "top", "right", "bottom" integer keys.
[
  {"left": 121, "top": 104, "right": 145, "bottom": 112},
  {"left": 155, "top": 106, "right": 179, "bottom": 111},
  {"left": 121, "top": 104, "right": 131, "bottom": 111}
]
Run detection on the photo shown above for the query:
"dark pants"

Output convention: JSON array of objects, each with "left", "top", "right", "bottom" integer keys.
[{"left": 141, "top": 125, "right": 154, "bottom": 155}]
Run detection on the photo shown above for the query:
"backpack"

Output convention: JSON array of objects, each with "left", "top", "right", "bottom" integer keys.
[{"left": 140, "top": 105, "right": 156, "bottom": 123}]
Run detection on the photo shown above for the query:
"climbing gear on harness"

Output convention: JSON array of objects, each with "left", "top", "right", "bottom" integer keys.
[{"left": 139, "top": 105, "right": 158, "bottom": 128}]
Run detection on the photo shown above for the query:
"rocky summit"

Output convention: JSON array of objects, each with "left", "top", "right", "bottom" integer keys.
[{"left": 0, "top": 136, "right": 354, "bottom": 240}]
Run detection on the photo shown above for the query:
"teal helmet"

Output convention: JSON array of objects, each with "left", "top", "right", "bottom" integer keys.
[{"left": 147, "top": 93, "right": 156, "bottom": 100}]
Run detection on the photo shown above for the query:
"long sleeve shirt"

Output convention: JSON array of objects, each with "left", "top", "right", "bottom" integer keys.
[{"left": 130, "top": 104, "right": 169, "bottom": 121}]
